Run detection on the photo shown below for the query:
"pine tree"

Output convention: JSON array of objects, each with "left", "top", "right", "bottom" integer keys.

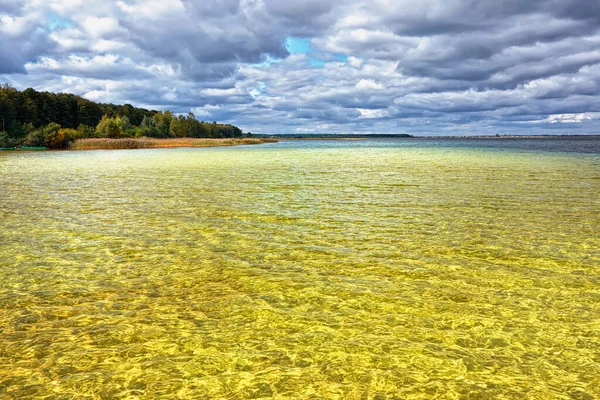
[{"left": 7, "top": 120, "right": 26, "bottom": 140}]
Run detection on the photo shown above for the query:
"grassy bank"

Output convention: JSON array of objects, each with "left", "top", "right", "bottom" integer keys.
[{"left": 70, "top": 137, "right": 277, "bottom": 150}]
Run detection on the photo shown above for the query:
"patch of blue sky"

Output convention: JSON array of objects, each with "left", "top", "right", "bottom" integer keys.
[
  {"left": 286, "top": 37, "right": 311, "bottom": 54},
  {"left": 309, "top": 54, "right": 347, "bottom": 67},
  {"left": 48, "top": 13, "right": 72, "bottom": 30},
  {"left": 284, "top": 37, "right": 348, "bottom": 67}
]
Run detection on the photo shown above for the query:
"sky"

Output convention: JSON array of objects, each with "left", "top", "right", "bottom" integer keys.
[{"left": 1, "top": 0, "right": 600, "bottom": 135}]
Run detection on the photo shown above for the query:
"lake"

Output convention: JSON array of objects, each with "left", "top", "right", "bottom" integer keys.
[{"left": 1, "top": 137, "right": 599, "bottom": 399}]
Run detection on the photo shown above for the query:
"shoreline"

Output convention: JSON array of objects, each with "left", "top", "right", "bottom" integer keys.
[{"left": 69, "top": 137, "right": 278, "bottom": 150}]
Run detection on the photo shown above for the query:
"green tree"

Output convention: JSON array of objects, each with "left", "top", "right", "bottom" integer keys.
[
  {"left": 24, "top": 122, "right": 35, "bottom": 134},
  {"left": 21, "top": 98, "right": 41, "bottom": 126},
  {"left": 22, "top": 130, "right": 45, "bottom": 147},
  {"left": 96, "top": 115, "right": 121, "bottom": 138},
  {"left": 77, "top": 124, "right": 95, "bottom": 138},
  {"left": 210, "top": 121, "right": 220, "bottom": 138},
  {"left": 183, "top": 113, "right": 201, "bottom": 137},
  {"left": 44, "top": 127, "right": 69, "bottom": 148},
  {"left": 0, "top": 89, "right": 17, "bottom": 133},
  {"left": 140, "top": 115, "right": 152, "bottom": 128},
  {"left": 38, "top": 122, "right": 62, "bottom": 148},
  {"left": 41, "top": 94, "right": 58, "bottom": 125},
  {"left": 169, "top": 115, "right": 187, "bottom": 137},
  {"left": 7, "top": 120, "right": 26, "bottom": 141},
  {"left": 153, "top": 111, "right": 172, "bottom": 138},
  {"left": 0, "top": 85, "right": 244, "bottom": 144},
  {"left": 139, "top": 115, "right": 158, "bottom": 137},
  {"left": 115, "top": 115, "right": 131, "bottom": 133},
  {"left": 78, "top": 99, "right": 103, "bottom": 127},
  {"left": 198, "top": 121, "right": 210, "bottom": 137},
  {"left": 0, "top": 131, "right": 9, "bottom": 147},
  {"left": 56, "top": 93, "right": 78, "bottom": 128}
]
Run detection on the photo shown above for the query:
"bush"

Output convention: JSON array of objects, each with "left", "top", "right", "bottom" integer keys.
[
  {"left": 130, "top": 127, "right": 147, "bottom": 138},
  {"left": 46, "top": 129, "right": 67, "bottom": 148},
  {"left": 96, "top": 115, "right": 121, "bottom": 138},
  {"left": 23, "top": 130, "right": 45, "bottom": 147},
  {"left": 0, "top": 131, "right": 11, "bottom": 147},
  {"left": 77, "top": 124, "right": 95, "bottom": 139},
  {"left": 40, "top": 123, "right": 63, "bottom": 148}
]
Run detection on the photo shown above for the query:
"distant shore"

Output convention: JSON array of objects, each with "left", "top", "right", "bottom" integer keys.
[
  {"left": 69, "top": 137, "right": 278, "bottom": 150},
  {"left": 418, "top": 134, "right": 600, "bottom": 139},
  {"left": 255, "top": 134, "right": 600, "bottom": 140},
  {"left": 278, "top": 137, "right": 366, "bottom": 141}
]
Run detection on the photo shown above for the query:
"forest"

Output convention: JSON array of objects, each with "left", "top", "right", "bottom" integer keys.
[{"left": 0, "top": 84, "right": 243, "bottom": 148}]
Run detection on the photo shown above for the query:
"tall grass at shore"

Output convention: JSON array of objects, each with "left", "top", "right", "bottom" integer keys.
[{"left": 70, "top": 137, "right": 277, "bottom": 150}]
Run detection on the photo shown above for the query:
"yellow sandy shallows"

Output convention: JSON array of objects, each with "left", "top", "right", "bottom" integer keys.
[
  {"left": 70, "top": 137, "right": 277, "bottom": 150},
  {"left": 0, "top": 142, "right": 599, "bottom": 399}
]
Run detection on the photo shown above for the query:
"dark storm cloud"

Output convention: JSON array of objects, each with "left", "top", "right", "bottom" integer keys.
[
  {"left": 0, "top": 0, "right": 599, "bottom": 134},
  {"left": 0, "top": 0, "right": 23, "bottom": 14},
  {"left": 353, "top": 2, "right": 600, "bottom": 88},
  {"left": 384, "top": 0, "right": 600, "bottom": 36},
  {"left": 262, "top": 0, "right": 343, "bottom": 35},
  {"left": 0, "top": 1, "right": 54, "bottom": 73},
  {"left": 97, "top": 1, "right": 292, "bottom": 82}
]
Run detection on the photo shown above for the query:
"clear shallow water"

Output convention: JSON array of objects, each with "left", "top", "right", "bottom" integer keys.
[{"left": 1, "top": 138, "right": 599, "bottom": 399}]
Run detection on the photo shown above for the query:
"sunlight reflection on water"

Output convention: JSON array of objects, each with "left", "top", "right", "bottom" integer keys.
[{"left": 0, "top": 139, "right": 599, "bottom": 398}]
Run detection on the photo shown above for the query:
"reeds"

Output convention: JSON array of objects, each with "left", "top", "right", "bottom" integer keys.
[{"left": 70, "top": 137, "right": 277, "bottom": 150}]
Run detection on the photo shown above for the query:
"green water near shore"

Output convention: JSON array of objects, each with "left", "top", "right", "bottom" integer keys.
[{"left": 1, "top": 140, "right": 599, "bottom": 399}]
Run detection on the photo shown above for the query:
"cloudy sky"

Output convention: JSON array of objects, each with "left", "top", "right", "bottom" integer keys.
[{"left": 1, "top": 0, "right": 600, "bottom": 135}]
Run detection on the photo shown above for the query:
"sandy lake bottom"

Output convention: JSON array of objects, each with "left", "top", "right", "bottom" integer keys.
[{"left": 1, "top": 138, "right": 599, "bottom": 399}]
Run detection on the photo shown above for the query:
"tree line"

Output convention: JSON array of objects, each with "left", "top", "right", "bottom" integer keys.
[{"left": 0, "top": 84, "right": 243, "bottom": 148}]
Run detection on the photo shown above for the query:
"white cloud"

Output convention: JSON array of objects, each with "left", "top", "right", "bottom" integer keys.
[
  {"left": 540, "top": 113, "right": 600, "bottom": 124},
  {"left": 356, "top": 79, "right": 384, "bottom": 90},
  {"left": 81, "top": 16, "right": 123, "bottom": 38},
  {"left": 1, "top": 0, "right": 600, "bottom": 134},
  {"left": 357, "top": 108, "right": 387, "bottom": 118},
  {"left": 116, "top": 0, "right": 185, "bottom": 20},
  {"left": 0, "top": 14, "right": 24, "bottom": 35},
  {"left": 91, "top": 39, "right": 126, "bottom": 53},
  {"left": 48, "top": 0, "right": 83, "bottom": 14}
]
